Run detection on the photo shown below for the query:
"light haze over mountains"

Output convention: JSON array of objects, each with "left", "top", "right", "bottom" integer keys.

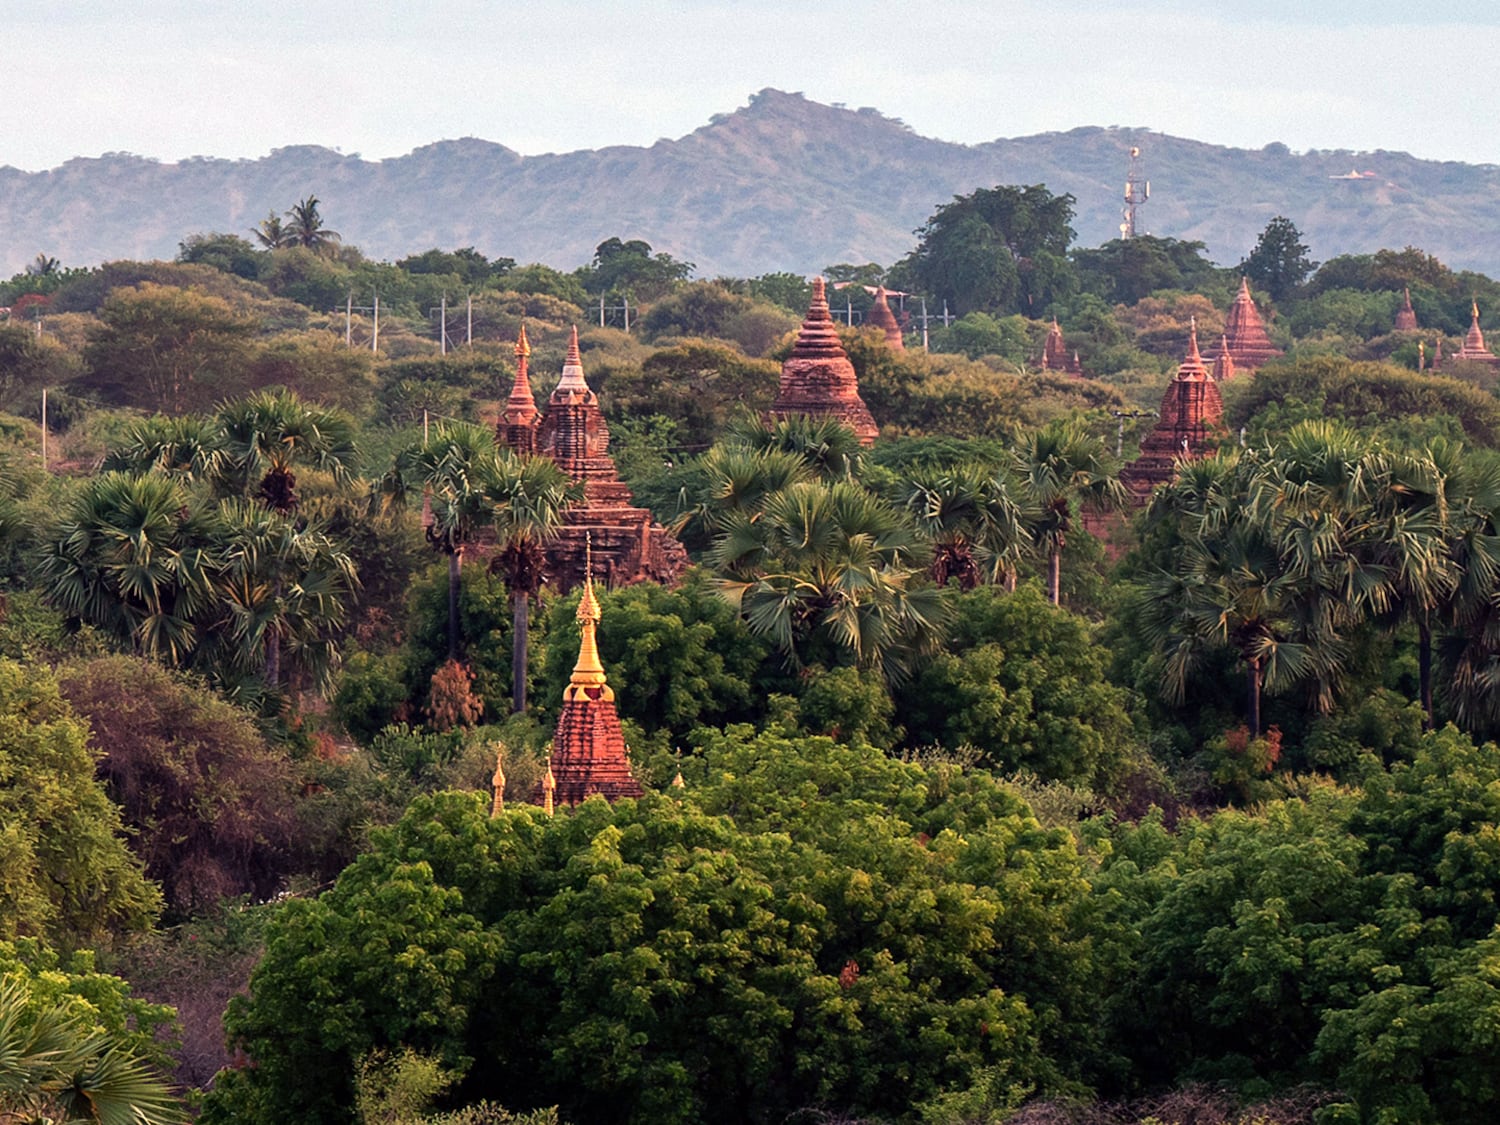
[{"left": 3, "top": 90, "right": 1498, "bottom": 279}]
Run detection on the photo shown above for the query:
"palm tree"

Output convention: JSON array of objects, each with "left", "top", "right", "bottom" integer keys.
[
  {"left": 99, "top": 415, "right": 227, "bottom": 482},
  {"left": 38, "top": 473, "right": 219, "bottom": 665},
  {"left": 670, "top": 445, "right": 812, "bottom": 548},
  {"left": 209, "top": 500, "right": 358, "bottom": 693},
  {"left": 214, "top": 389, "right": 358, "bottom": 512},
  {"left": 725, "top": 414, "right": 866, "bottom": 480},
  {"left": 713, "top": 479, "right": 946, "bottom": 681},
  {"left": 376, "top": 423, "right": 506, "bottom": 661},
  {"left": 1439, "top": 451, "right": 1500, "bottom": 731},
  {"left": 252, "top": 211, "right": 289, "bottom": 249},
  {"left": 484, "top": 453, "right": 582, "bottom": 713},
  {"left": 0, "top": 977, "right": 185, "bottom": 1125},
  {"left": 283, "top": 196, "right": 341, "bottom": 252},
  {"left": 901, "top": 464, "right": 1031, "bottom": 590},
  {"left": 1013, "top": 419, "right": 1126, "bottom": 605}
]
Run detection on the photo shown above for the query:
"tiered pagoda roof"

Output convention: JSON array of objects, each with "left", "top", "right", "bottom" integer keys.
[
  {"left": 502, "top": 326, "right": 687, "bottom": 591},
  {"left": 529, "top": 546, "right": 643, "bottom": 809},
  {"left": 1041, "top": 318, "right": 1083, "bottom": 376},
  {"left": 1119, "top": 320, "right": 1226, "bottom": 505},
  {"left": 766, "top": 278, "right": 879, "bottom": 445},
  {"left": 864, "top": 286, "right": 905, "bottom": 350},
  {"left": 1451, "top": 300, "right": 1499, "bottom": 366},
  {"left": 1394, "top": 288, "right": 1419, "bottom": 332},
  {"left": 1206, "top": 278, "right": 1282, "bottom": 371}
]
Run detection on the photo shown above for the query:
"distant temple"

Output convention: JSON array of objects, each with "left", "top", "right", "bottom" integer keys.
[
  {"left": 1442, "top": 300, "right": 1499, "bottom": 367},
  {"left": 1119, "top": 319, "right": 1226, "bottom": 505},
  {"left": 864, "top": 286, "right": 905, "bottom": 351},
  {"left": 766, "top": 277, "right": 880, "bottom": 445},
  {"left": 500, "top": 326, "right": 687, "bottom": 591},
  {"left": 1041, "top": 318, "right": 1084, "bottom": 376},
  {"left": 1206, "top": 278, "right": 1282, "bottom": 371},
  {"left": 1394, "top": 288, "right": 1419, "bottom": 333},
  {"left": 529, "top": 544, "right": 644, "bottom": 809},
  {"left": 1210, "top": 334, "right": 1235, "bottom": 381}
]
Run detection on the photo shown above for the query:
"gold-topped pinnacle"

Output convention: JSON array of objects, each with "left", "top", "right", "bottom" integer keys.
[
  {"left": 542, "top": 762, "right": 556, "bottom": 816},
  {"left": 566, "top": 533, "right": 611, "bottom": 699},
  {"left": 490, "top": 748, "right": 506, "bottom": 817},
  {"left": 515, "top": 320, "right": 531, "bottom": 359}
]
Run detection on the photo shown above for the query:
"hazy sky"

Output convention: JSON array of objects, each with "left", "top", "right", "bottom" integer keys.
[{"left": 5, "top": 1, "right": 1497, "bottom": 171}]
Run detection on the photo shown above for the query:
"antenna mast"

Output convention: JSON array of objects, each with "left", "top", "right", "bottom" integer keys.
[{"left": 1121, "top": 146, "right": 1149, "bottom": 239}]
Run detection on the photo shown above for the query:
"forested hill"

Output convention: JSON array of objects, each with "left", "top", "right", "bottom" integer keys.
[{"left": 4, "top": 87, "right": 1499, "bottom": 277}]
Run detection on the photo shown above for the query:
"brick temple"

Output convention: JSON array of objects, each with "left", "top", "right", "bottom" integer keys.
[
  {"left": 1394, "top": 288, "right": 1419, "bottom": 332},
  {"left": 1041, "top": 318, "right": 1084, "bottom": 376},
  {"left": 1210, "top": 334, "right": 1235, "bottom": 381},
  {"left": 766, "top": 277, "right": 879, "bottom": 445},
  {"left": 1206, "top": 278, "right": 1282, "bottom": 371},
  {"left": 1442, "top": 301, "right": 1499, "bottom": 367},
  {"left": 1120, "top": 320, "right": 1226, "bottom": 505},
  {"left": 864, "top": 286, "right": 905, "bottom": 351},
  {"left": 501, "top": 326, "right": 687, "bottom": 591},
  {"left": 530, "top": 547, "right": 643, "bottom": 810}
]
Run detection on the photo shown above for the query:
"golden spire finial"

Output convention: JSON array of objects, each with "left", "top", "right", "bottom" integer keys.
[
  {"left": 567, "top": 533, "right": 611, "bottom": 697},
  {"left": 542, "top": 762, "right": 555, "bottom": 815},
  {"left": 515, "top": 320, "right": 531, "bottom": 359},
  {"left": 1474, "top": 298, "right": 1482, "bottom": 323},
  {"left": 490, "top": 747, "right": 506, "bottom": 817}
]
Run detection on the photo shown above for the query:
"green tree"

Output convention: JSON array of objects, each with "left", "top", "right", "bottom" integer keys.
[
  {"left": 1240, "top": 215, "right": 1317, "bottom": 303},
  {"left": 82, "top": 283, "right": 257, "bottom": 414},
  {"left": 0, "top": 661, "right": 161, "bottom": 947},
  {"left": 177, "top": 232, "right": 264, "bottom": 279},
  {"left": 580, "top": 237, "right": 693, "bottom": 302},
  {"left": 901, "top": 463, "right": 1031, "bottom": 590},
  {"left": 213, "top": 388, "right": 359, "bottom": 512},
  {"left": 897, "top": 184, "right": 1078, "bottom": 316}
]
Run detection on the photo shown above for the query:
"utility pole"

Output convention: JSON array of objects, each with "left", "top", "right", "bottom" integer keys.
[
  {"left": 466, "top": 294, "right": 473, "bottom": 347},
  {"left": 345, "top": 295, "right": 353, "bottom": 347},
  {"left": 372, "top": 293, "right": 379, "bottom": 353},
  {"left": 914, "top": 297, "right": 955, "bottom": 352},
  {"left": 40, "top": 388, "right": 47, "bottom": 472},
  {"left": 1110, "top": 409, "right": 1156, "bottom": 458},
  {"left": 1121, "top": 145, "right": 1150, "bottom": 239}
]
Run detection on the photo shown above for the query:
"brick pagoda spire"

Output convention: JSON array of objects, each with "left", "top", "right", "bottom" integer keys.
[
  {"left": 1207, "top": 277, "right": 1282, "bottom": 371},
  {"left": 1394, "top": 288, "right": 1419, "bottom": 332},
  {"left": 531, "top": 540, "right": 644, "bottom": 809},
  {"left": 1211, "top": 334, "right": 1235, "bottom": 381},
  {"left": 500, "top": 322, "right": 540, "bottom": 453},
  {"left": 1119, "top": 319, "right": 1226, "bottom": 505},
  {"left": 1040, "top": 318, "right": 1084, "bottom": 376},
  {"left": 527, "top": 327, "right": 687, "bottom": 591},
  {"left": 864, "top": 286, "right": 905, "bottom": 350},
  {"left": 1452, "top": 300, "right": 1499, "bottom": 366},
  {"left": 766, "top": 277, "right": 879, "bottom": 445}
]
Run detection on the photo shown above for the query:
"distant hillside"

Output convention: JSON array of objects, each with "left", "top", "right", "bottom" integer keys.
[{"left": 3, "top": 89, "right": 1499, "bottom": 279}]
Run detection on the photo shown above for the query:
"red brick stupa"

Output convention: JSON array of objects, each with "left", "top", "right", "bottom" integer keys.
[
  {"left": 766, "top": 278, "right": 879, "bottom": 445},
  {"left": 1206, "top": 278, "right": 1282, "bottom": 371},
  {"left": 499, "top": 322, "right": 540, "bottom": 453},
  {"left": 1119, "top": 319, "right": 1226, "bottom": 505},
  {"left": 530, "top": 544, "right": 643, "bottom": 809},
  {"left": 1210, "top": 335, "right": 1236, "bottom": 381},
  {"left": 509, "top": 327, "right": 687, "bottom": 591},
  {"left": 1449, "top": 300, "right": 1499, "bottom": 367},
  {"left": 1041, "top": 318, "right": 1084, "bottom": 376},
  {"left": 1394, "top": 288, "right": 1419, "bottom": 333},
  {"left": 864, "top": 286, "right": 905, "bottom": 351}
]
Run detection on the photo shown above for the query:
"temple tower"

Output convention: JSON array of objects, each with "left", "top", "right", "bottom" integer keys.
[
  {"left": 766, "top": 277, "right": 879, "bottom": 445},
  {"left": 500, "top": 323, "right": 540, "bottom": 453},
  {"left": 1119, "top": 320, "right": 1226, "bottom": 505},
  {"left": 1207, "top": 277, "right": 1282, "bottom": 371},
  {"left": 530, "top": 542, "right": 644, "bottom": 809},
  {"left": 864, "top": 286, "right": 905, "bottom": 351},
  {"left": 1394, "top": 288, "right": 1419, "bottom": 332},
  {"left": 1040, "top": 318, "right": 1084, "bottom": 375},
  {"left": 1211, "top": 334, "right": 1235, "bottom": 381},
  {"left": 1452, "top": 300, "right": 1499, "bottom": 366},
  {"left": 531, "top": 327, "right": 687, "bottom": 591}
]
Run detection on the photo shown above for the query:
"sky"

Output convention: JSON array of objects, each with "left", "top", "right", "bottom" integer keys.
[{"left": 4, "top": 0, "right": 1498, "bottom": 172}]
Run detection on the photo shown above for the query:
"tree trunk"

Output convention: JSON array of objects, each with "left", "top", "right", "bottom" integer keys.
[
  {"left": 1247, "top": 658, "right": 1263, "bottom": 738},
  {"left": 512, "top": 590, "right": 529, "bottom": 714},
  {"left": 1419, "top": 615, "right": 1434, "bottom": 731},
  {"left": 448, "top": 548, "right": 463, "bottom": 659},
  {"left": 265, "top": 578, "right": 284, "bottom": 690},
  {"left": 1048, "top": 546, "right": 1062, "bottom": 605}
]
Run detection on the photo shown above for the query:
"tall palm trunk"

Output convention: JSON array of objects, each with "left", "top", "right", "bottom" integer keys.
[
  {"left": 447, "top": 548, "right": 463, "bottom": 659},
  {"left": 1247, "top": 656, "right": 1263, "bottom": 737},
  {"left": 1418, "top": 614, "right": 1434, "bottom": 731},
  {"left": 1047, "top": 545, "right": 1062, "bottom": 605},
  {"left": 512, "top": 590, "right": 529, "bottom": 714},
  {"left": 265, "top": 578, "right": 284, "bottom": 689}
]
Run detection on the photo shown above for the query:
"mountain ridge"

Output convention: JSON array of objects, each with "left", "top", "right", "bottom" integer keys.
[{"left": 3, "top": 88, "right": 1498, "bottom": 278}]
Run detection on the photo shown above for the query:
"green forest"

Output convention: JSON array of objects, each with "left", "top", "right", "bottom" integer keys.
[{"left": 4, "top": 187, "right": 1500, "bottom": 1125}]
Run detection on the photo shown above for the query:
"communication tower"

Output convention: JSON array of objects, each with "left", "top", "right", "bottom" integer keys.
[{"left": 1120, "top": 146, "right": 1149, "bottom": 239}]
